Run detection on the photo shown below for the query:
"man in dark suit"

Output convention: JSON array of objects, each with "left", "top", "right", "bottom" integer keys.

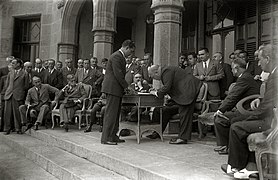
[
  {"left": 149, "top": 65, "right": 202, "bottom": 144},
  {"left": 139, "top": 53, "right": 153, "bottom": 84},
  {"left": 75, "top": 59, "right": 103, "bottom": 97},
  {"left": 194, "top": 48, "right": 224, "bottom": 100},
  {"left": 239, "top": 50, "right": 262, "bottom": 77},
  {"left": 44, "top": 59, "right": 63, "bottom": 90},
  {"left": 222, "top": 44, "right": 278, "bottom": 178},
  {"left": 214, "top": 59, "right": 261, "bottom": 154},
  {"left": 101, "top": 39, "right": 135, "bottom": 145},
  {"left": 4, "top": 58, "right": 28, "bottom": 135},
  {"left": 125, "top": 55, "right": 140, "bottom": 85},
  {"left": 19, "top": 76, "right": 60, "bottom": 130},
  {"left": 61, "top": 58, "right": 76, "bottom": 86},
  {"left": 0, "top": 56, "right": 14, "bottom": 131},
  {"left": 213, "top": 52, "right": 235, "bottom": 100},
  {"left": 33, "top": 58, "right": 47, "bottom": 83}
]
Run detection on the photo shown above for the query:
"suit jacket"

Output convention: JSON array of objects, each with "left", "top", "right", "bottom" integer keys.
[
  {"left": 218, "top": 71, "right": 261, "bottom": 113},
  {"left": 4, "top": 69, "right": 28, "bottom": 101},
  {"left": 61, "top": 67, "right": 77, "bottom": 86},
  {"left": 32, "top": 68, "right": 47, "bottom": 83},
  {"left": 59, "top": 83, "right": 87, "bottom": 104},
  {"left": 25, "top": 84, "right": 60, "bottom": 108},
  {"left": 219, "top": 63, "right": 235, "bottom": 99},
  {"left": 246, "top": 60, "right": 262, "bottom": 76},
  {"left": 125, "top": 63, "right": 140, "bottom": 85},
  {"left": 0, "top": 66, "right": 9, "bottom": 80},
  {"left": 246, "top": 68, "right": 278, "bottom": 125},
  {"left": 140, "top": 65, "right": 152, "bottom": 84},
  {"left": 157, "top": 66, "right": 202, "bottom": 106},
  {"left": 44, "top": 69, "right": 63, "bottom": 90},
  {"left": 101, "top": 50, "right": 128, "bottom": 97},
  {"left": 193, "top": 59, "right": 224, "bottom": 98}
]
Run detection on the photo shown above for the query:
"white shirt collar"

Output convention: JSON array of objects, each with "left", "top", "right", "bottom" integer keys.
[{"left": 119, "top": 49, "right": 126, "bottom": 59}]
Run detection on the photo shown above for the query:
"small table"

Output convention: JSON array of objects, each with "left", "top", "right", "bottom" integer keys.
[{"left": 119, "top": 93, "right": 164, "bottom": 144}]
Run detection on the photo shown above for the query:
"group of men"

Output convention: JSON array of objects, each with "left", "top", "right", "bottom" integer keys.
[{"left": 0, "top": 56, "right": 109, "bottom": 133}]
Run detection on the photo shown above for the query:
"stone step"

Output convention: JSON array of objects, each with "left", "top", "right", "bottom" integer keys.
[
  {"left": 0, "top": 143, "right": 57, "bottom": 180},
  {"left": 26, "top": 129, "right": 227, "bottom": 180},
  {"left": 0, "top": 133, "right": 128, "bottom": 180}
]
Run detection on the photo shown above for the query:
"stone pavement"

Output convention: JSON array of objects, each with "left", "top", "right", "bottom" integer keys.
[{"left": 0, "top": 125, "right": 234, "bottom": 180}]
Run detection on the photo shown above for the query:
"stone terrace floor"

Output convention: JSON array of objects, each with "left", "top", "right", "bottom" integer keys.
[{"left": 28, "top": 125, "right": 234, "bottom": 180}]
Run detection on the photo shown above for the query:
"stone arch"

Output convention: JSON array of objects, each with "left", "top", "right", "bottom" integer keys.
[{"left": 58, "top": 0, "right": 87, "bottom": 62}]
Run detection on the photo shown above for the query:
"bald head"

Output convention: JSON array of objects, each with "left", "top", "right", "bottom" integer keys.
[
  {"left": 24, "top": 62, "right": 33, "bottom": 73},
  {"left": 148, "top": 65, "right": 161, "bottom": 80}
]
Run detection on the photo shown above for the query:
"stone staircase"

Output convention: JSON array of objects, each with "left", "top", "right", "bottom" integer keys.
[{"left": 0, "top": 127, "right": 231, "bottom": 180}]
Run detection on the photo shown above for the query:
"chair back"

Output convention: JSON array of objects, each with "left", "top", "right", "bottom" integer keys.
[
  {"left": 195, "top": 82, "right": 208, "bottom": 112},
  {"left": 267, "top": 108, "right": 278, "bottom": 146}
]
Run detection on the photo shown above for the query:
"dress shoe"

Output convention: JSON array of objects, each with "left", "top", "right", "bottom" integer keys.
[
  {"left": 84, "top": 127, "right": 92, "bottom": 133},
  {"left": 214, "top": 146, "right": 227, "bottom": 152},
  {"left": 17, "top": 130, "right": 23, "bottom": 134},
  {"left": 60, "top": 122, "right": 65, "bottom": 128},
  {"left": 34, "top": 123, "right": 40, "bottom": 131},
  {"left": 249, "top": 172, "right": 259, "bottom": 179},
  {"left": 233, "top": 168, "right": 258, "bottom": 179},
  {"left": 169, "top": 138, "right": 187, "bottom": 144},
  {"left": 218, "top": 147, "right": 229, "bottom": 155},
  {"left": 146, "top": 132, "right": 160, "bottom": 139},
  {"left": 101, "top": 141, "right": 117, "bottom": 145},
  {"left": 115, "top": 139, "right": 125, "bottom": 143},
  {"left": 64, "top": 124, "right": 69, "bottom": 132},
  {"left": 221, "top": 164, "right": 238, "bottom": 176}
]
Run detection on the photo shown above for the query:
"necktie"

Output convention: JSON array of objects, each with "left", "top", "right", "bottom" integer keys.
[
  {"left": 204, "top": 62, "right": 208, "bottom": 75},
  {"left": 37, "top": 87, "right": 40, "bottom": 97}
]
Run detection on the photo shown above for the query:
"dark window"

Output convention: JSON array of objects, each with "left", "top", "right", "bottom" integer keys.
[{"left": 13, "top": 17, "right": 40, "bottom": 63}]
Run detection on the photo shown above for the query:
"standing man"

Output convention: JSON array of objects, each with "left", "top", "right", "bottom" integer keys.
[
  {"left": 4, "top": 58, "right": 28, "bottom": 135},
  {"left": 187, "top": 52, "right": 198, "bottom": 71},
  {"left": 33, "top": 58, "right": 46, "bottom": 83},
  {"left": 125, "top": 55, "right": 140, "bottom": 85},
  {"left": 101, "top": 39, "right": 135, "bottom": 145},
  {"left": 213, "top": 52, "right": 235, "bottom": 100},
  {"left": 194, "top": 48, "right": 224, "bottom": 100},
  {"left": 61, "top": 58, "right": 76, "bottom": 86},
  {"left": 77, "top": 59, "right": 84, "bottom": 70},
  {"left": 149, "top": 65, "right": 202, "bottom": 144}
]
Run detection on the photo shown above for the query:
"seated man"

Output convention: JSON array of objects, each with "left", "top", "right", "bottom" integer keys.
[
  {"left": 221, "top": 44, "right": 277, "bottom": 179},
  {"left": 121, "top": 73, "right": 150, "bottom": 122},
  {"left": 19, "top": 76, "right": 60, "bottom": 130},
  {"left": 58, "top": 74, "right": 87, "bottom": 132},
  {"left": 84, "top": 93, "right": 106, "bottom": 133},
  {"left": 214, "top": 58, "right": 261, "bottom": 155}
]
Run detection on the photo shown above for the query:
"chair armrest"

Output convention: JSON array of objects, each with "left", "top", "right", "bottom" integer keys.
[{"left": 236, "top": 94, "right": 260, "bottom": 116}]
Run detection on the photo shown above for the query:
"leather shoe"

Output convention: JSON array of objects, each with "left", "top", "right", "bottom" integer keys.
[
  {"left": 34, "top": 123, "right": 40, "bottom": 131},
  {"left": 218, "top": 147, "right": 229, "bottom": 155},
  {"left": 84, "top": 127, "right": 92, "bottom": 133},
  {"left": 146, "top": 132, "right": 160, "bottom": 139},
  {"left": 214, "top": 145, "right": 227, "bottom": 152},
  {"left": 221, "top": 164, "right": 238, "bottom": 176},
  {"left": 101, "top": 141, "right": 117, "bottom": 145},
  {"left": 169, "top": 138, "right": 187, "bottom": 144},
  {"left": 233, "top": 168, "right": 258, "bottom": 179},
  {"left": 116, "top": 139, "right": 125, "bottom": 143},
  {"left": 64, "top": 124, "right": 69, "bottom": 132},
  {"left": 17, "top": 130, "right": 23, "bottom": 134}
]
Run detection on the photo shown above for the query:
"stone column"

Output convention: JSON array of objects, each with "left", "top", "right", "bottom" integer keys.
[
  {"left": 151, "top": 0, "right": 183, "bottom": 88},
  {"left": 92, "top": 0, "right": 116, "bottom": 60},
  {"left": 197, "top": 0, "right": 205, "bottom": 50}
]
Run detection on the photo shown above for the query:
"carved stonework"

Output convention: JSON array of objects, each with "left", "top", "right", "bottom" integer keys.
[{"left": 57, "top": 0, "right": 65, "bottom": 9}]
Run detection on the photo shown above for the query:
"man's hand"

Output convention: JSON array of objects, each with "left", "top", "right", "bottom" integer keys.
[
  {"left": 214, "top": 110, "right": 223, "bottom": 117},
  {"left": 254, "top": 75, "right": 261, "bottom": 80},
  {"left": 149, "top": 90, "right": 157, "bottom": 97},
  {"left": 204, "top": 76, "right": 211, "bottom": 81},
  {"left": 250, "top": 98, "right": 260, "bottom": 110},
  {"left": 199, "top": 75, "right": 205, "bottom": 80}
]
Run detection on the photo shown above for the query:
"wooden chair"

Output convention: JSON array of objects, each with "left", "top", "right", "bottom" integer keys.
[
  {"left": 247, "top": 108, "right": 278, "bottom": 180},
  {"left": 168, "top": 82, "right": 208, "bottom": 137},
  {"left": 51, "top": 83, "right": 92, "bottom": 129}
]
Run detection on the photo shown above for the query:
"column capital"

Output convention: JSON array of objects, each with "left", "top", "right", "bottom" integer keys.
[{"left": 151, "top": 0, "right": 184, "bottom": 11}]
